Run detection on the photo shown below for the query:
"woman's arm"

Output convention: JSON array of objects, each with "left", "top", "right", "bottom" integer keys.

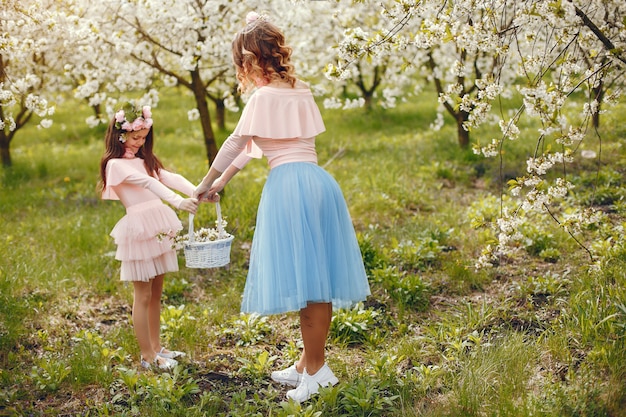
[
  {"left": 195, "top": 133, "right": 254, "bottom": 201},
  {"left": 195, "top": 163, "right": 240, "bottom": 201}
]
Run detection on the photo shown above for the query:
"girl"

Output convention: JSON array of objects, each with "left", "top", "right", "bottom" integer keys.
[
  {"left": 194, "top": 12, "right": 371, "bottom": 402},
  {"left": 99, "top": 103, "right": 198, "bottom": 370}
]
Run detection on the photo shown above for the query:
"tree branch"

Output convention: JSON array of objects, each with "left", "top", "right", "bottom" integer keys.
[
  {"left": 567, "top": 0, "right": 626, "bottom": 65},
  {"left": 542, "top": 203, "right": 594, "bottom": 262}
]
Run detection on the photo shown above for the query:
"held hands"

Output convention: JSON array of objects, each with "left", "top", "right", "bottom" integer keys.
[
  {"left": 179, "top": 197, "right": 199, "bottom": 214},
  {"left": 194, "top": 176, "right": 225, "bottom": 203}
]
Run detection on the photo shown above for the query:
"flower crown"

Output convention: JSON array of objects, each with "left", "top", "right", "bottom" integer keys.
[
  {"left": 115, "top": 102, "right": 153, "bottom": 142},
  {"left": 243, "top": 11, "right": 269, "bottom": 31}
]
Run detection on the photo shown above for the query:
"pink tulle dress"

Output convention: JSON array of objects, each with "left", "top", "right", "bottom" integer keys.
[{"left": 102, "top": 157, "right": 195, "bottom": 282}]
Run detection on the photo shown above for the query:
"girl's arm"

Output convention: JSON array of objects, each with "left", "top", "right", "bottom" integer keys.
[
  {"left": 124, "top": 172, "right": 196, "bottom": 211},
  {"left": 158, "top": 169, "right": 196, "bottom": 197}
]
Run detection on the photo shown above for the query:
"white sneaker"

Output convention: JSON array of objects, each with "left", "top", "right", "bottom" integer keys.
[
  {"left": 286, "top": 363, "right": 338, "bottom": 403},
  {"left": 140, "top": 356, "right": 178, "bottom": 370},
  {"left": 156, "top": 347, "right": 186, "bottom": 359},
  {"left": 271, "top": 364, "right": 302, "bottom": 387}
]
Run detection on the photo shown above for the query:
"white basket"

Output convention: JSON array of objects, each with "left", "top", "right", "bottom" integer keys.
[{"left": 184, "top": 202, "right": 234, "bottom": 268}]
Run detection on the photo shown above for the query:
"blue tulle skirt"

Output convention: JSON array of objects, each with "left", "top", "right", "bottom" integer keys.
[{"left": 241, "top": 162, "right": 371, "bottom": 315}]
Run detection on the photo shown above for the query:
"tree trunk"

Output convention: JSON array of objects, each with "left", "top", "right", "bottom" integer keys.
[
  {"left": 92, "top": 103, "right": 102, "bottom": 120},
  {"left": 215, "top": 98, "right": 226, "bottom": 131},
  {"left": 456, "top": 111, "right": 470, "bottom": 148},
  {"left": 592, "top": 81, "right": 604, "bottom": 129},
  {"left": 363, "top": 91, "right": 373, "bottom": 111},
  {"left": 190, "top": 69, "right": 218, "bottom": 165},
  {"left": 0, "top": 132, "right": 11, "bottom": 167},
  {"left": 592, "top": 104, "right": 601, "bottom": 128},
  {"left": 0, "top": 56, "right": 9, "bottom": 167},
  {"left": 355, "top": 64, "right": 384, "bottom": 111}
]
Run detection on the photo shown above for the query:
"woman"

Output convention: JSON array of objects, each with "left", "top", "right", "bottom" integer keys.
[{"left": 195, "top": 12, "right": 370, "bottom": 403}]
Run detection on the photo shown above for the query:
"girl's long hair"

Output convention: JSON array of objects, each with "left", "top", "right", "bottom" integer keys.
[
  {"left": 98, "top": 118, "right": 163, "bottom": 192},
  {"left": 232, "top": 18, "right": 296, "bottom": 93}
]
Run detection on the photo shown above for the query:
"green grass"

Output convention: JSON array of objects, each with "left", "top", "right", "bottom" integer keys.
[{"left": 1, "top": 87, "right": 625, "bottom": 416}]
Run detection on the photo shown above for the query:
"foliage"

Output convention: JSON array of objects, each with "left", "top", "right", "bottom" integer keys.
[
  {"left": 370, "top": 267, "right": 430, "bottom": 313},
  {"left": 358, "top": 231, "right": 389, "bottom": 273},
  {"left": 163, "top": 277, "right": 193, "bottom": 304},
  {"left": 219, "top": 313, "right": 272, "bottom": 347},
  {"left": 237, "top": 350, "right": 278, "bottom": 380},
  {"left": 0, "top": 0, "right": 61, "bottom": 166},
  {"left": 387, "top": 233, "right": 447, "bottom": 271},
  {"left": 329, "top": 303, "right": 382, "bottom": 346},
  {"left": 160, "top": 304, "right": 198, "bottom": 349},
  {"left": 111, "top": 366, "right": 200, "bottom": 412},
  {"left": 70, "top": 329, "right": 127, "bottom": 385},
  {"left": 29, "top": 356, "right": 71, "bottom": 393},
  {"left": 328, "top": 0, "right": 626, "bottom": 270},
  {"left": 338, "top": 378, "right": 399, "bottom": 416}
]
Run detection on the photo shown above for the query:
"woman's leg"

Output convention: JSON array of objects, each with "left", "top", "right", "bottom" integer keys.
[
  {"left": 148, "top": 274, "right": 164, "bottom": 353},
  {"left": 132, "top": 280, "right": 156, "bottom": 361},
  {"left": 299, "top": 302, "right": 332, "bottom": 375}
]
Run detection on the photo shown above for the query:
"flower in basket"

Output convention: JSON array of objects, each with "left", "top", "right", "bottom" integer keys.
[{"left": 157, "top": 217, "right": 231, "bottom": 250}]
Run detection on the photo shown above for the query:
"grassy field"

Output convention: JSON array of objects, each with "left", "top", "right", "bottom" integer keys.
[{"left": 1, "top": 86, "right": 625, "bottom": 416}]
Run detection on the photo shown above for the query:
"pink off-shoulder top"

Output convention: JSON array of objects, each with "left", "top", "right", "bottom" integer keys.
[{"left": 211, "top": 82, "right": 326, "bottom": 172}]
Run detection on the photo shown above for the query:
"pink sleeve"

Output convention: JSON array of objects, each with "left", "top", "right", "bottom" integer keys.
[
  {"left": 232, "top": 150, "right": 253, "bottom": 169},
  {"left": 103, "top": 160, "right": 186, "bottom": 207},
  {"left": 104, "top": 158, "right": 136, "bottom": 188},
  {"left": 102, "top": 159, "right": 134, "bottom": 200},
  {"left": 158, "top": 169, "right": 195, "bottom": 197},
  {"left": 124, "top": 173, "right": 186, "bottom": 208},
  {"left": 211, "top": 133, "right": 261, "bottom": 172}
]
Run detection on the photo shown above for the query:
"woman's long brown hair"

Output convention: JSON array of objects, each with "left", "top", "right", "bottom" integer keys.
[{"left": 232, "top": 18, "right": 296, "bottom": 93}]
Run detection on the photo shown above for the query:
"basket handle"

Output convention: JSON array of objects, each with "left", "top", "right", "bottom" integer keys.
[
  {"left": 215, "top": 201, "right": 227, "bottom": 239},
  {"left": 188, "top": 213, "right": 195, "bottom": 243},
  {"left": 188, "top": 201, "right": 226, "bottom": 243}
]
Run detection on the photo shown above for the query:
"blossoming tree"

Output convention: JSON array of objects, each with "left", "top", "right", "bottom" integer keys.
[
  {"left": 322, "top": 0, "right": 422, "bottom": 111},
  {"left": 327, "top": 0, "right": 519, "bottom": 148},
  {"left": 327, "top": 0, "right": 626, "bottom": 266},
  {"left": 0, "top": 0, "right": 66, "bottom": 167},
  {"left": 60, "top": 1, "right": 157, "bottom": 129},
  {"left": 70, "top": 0, "right": 324, "bottom": 165},
  {"left": 472, "top": 0, "right": 626, "bottom": 267}
]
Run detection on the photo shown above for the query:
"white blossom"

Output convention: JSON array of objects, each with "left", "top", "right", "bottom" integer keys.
[
  {"left": 187, "top": 109, "right": 200, "bottom": 121},
  {"left": 343, "top": 97, "right": 365, "bottom": 110},
  {"left": 323, "top": 97, "right": 343, "bottom": 109},
  {"left": 39, "top": 119, "right": 53, "bottom": 129},
  {"left": 85, "top": 115, "right": 103, "bottom": 128},
  {"left": 430, "top": 111, "right": 444, "bottom": 131}
]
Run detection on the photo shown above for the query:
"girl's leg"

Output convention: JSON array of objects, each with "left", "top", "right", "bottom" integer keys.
[
  {"left": 132, "top": 280, "right": 156, "bottom": 361},
  {"left": 148, "top": 275, "right": 163, "bottom": 352},
  {"left": 299, "top": 302, "right": 332, "bottom": 375},
  {"left": 148, "top": 274, "right": 164, "bottom": 353},
  {"left": 148, "top": 275, "right": 183, "bottom": 358}
]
